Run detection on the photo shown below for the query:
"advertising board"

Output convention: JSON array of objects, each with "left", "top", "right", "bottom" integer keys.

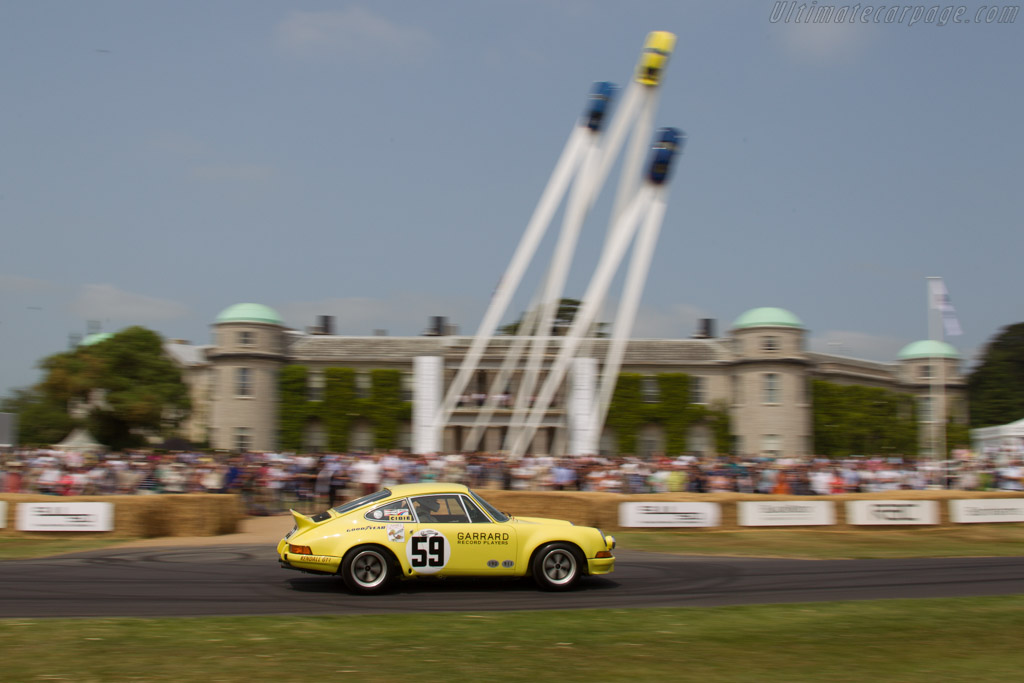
[
  {"left": 846, "top": 500, "right": 939, "bottom": 525},
  {"left": 16, "top": 502, "right": 114, "bottom": 532},
  {"left": 949, "top": 498, "right": 1024, "bottom": 523},
  {"left": 738, "top": 500, "right": 835, "bottom": 526},
  {"left": 619, "top": 502, "right": 720, "bottom": 528}
]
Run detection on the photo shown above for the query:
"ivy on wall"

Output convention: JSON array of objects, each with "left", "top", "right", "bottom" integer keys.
[
  {"left": 278, "top": 366, "right": 409, "bottom": 452},
  {"left": 324, "top": 368, "right": 357, "bottom": 452},
  {"left": 811, "top": 380, "right": 918, "bottom": 457},
  {"left": 281, "top": 367, "right": 731, "bottom": 455},
  {"left": 606, "top": 373, "right": 732, "bottom": 455},
  {"left": 278, "top": 366, "right": 309, "bottom": 451}
]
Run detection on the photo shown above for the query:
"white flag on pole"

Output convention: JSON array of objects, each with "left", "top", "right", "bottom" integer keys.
[{"left": 928, "top": 278, "right": 962, "bottom": 337}]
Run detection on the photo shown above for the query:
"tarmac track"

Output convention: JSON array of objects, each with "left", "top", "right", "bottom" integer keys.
[{"left": 2, "top": 547, "right": 1024, "bottom": 618}]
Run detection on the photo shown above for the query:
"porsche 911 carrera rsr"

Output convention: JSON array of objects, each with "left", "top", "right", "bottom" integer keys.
[{"left": 278, "top": 482, "right": 615, "bottom": 593}]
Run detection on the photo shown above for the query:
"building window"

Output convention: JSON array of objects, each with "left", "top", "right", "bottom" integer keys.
[
  {"left": 355, "top": 372, "right": 371, "bottom": 399},
  {"left": 235, "top": 427, "right": 252, "bottom": 452},
  {"left": 762, "top": 434, "right": 781, "bottom": 458},
  {"left": 237, "top": 330, "right": 255, "bottom": 347},
  {"left": 642, "top": 376, "right": 659, "bottom": 403},
  {"left": 401, "top": 372, "right": 414, "bottom": 402},
  {"left": 732, "top": 375, "right": 742, "bottom": 405},
  {"left": 917, "top": 396, "right": 933, "bottom": 423},
  {"left": 919, "top": 364, "right": 932, "bottom": 379},
  {"left": 691, "top": 376, "right": 707, "bottom": 404},
  {"left": 308, "top": 369, "right": 324, "bottom": 402},
  {"left": 236, "top": 367, "right": 252, "bottom": 397},
  {"left": 762, "top": 336, "right": 779, "bottom": 352},
  {"left": 762, "top": 373, "right": 780, "bottom": 404}
]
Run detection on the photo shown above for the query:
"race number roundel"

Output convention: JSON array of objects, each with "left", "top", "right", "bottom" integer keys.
[{"left": 405, "top": 529, "right": 451, "bottom": 574}]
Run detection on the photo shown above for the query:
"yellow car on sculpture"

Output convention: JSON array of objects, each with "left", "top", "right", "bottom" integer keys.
[
  {"left": 278, "top": 482, "right": 616, "bottom": 593},
  {"left": 635, "top": 30, "right": 676, "bottom": 86}
]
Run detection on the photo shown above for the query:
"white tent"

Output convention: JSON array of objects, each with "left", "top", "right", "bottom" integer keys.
[
  {"left": 52, "top": 428, "right": 106, "bottom": 453},
  {"left": 971, "top": 417, "right": 1024, "bottom": 460}
]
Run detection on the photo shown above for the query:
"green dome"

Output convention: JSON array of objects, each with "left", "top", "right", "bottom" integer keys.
[
  {"left": 216, "top": 303, "right": 283, "bottom": 326},
  {"left": 79, "top": 332, "right": 114, "bottom": 347},
  {"left": 732, "top": 307, "right": 803, "bottom": 330},
  {"left": 897, "top": 340, "right": 960, "bottom": 360}
]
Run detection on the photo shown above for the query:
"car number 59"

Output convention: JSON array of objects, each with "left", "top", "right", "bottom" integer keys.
[{"left": 406, "top": 529, "right": 451, "bottom": 574}]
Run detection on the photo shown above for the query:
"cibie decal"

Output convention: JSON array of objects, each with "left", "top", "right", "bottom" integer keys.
[
  {"left": 387, "top": 523, "right": 405, "bottom": 543},
  {"left": 406, "top": 528, "right": 451, "bottom": 574}
]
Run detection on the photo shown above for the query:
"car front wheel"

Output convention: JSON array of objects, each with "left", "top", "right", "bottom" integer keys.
[
  {"left": 341, "top": 546, "right": 394, "bottom": 594},
  {"left": 532, "top": 543, "right": 582, "bottom": 591}
]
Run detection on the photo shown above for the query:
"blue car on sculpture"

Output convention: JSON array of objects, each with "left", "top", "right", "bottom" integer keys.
[
  {"left": 584, "top": 81, "right": 617, "bottom": 131},
  {"left": 647, "top": 127, "right": 685, "bottom": 185}
]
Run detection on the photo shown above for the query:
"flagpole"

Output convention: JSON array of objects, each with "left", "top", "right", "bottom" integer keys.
[{"left": 926, "top": 276, "right": 944, "bottom": 466}]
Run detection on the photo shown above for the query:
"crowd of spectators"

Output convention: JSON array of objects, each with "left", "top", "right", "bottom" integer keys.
[{"left": 1, "top": 447, "right": 1021, "bottom": 516}]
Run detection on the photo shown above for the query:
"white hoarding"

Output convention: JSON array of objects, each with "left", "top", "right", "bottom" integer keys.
[
  {"left": 619, "top": 502, "right": 721, "bottom": 528},
  {"left": 17, "top": 502, "right": 114, "bottom": 532},
  {"left": 568, "top": 357, "right": 598, "bottom": 456},
  {"left": 413, "top": 356, "right": 443, "bottom": 455},
  {"left": 846, "top": 500, "right": 939, "bottom": 526},
  {"left": 0, "top": 500, "right": 6, "bottom": 529},
  {"left": 950, "top": 498, "right": 1024, "bottom": 523},
  {"left": 739, "top": 501, "right": 835, "bottom": 527}
]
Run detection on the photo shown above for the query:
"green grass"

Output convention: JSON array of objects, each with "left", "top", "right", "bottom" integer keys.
[
  {"left": 2, "top": 597, "right": 1024, "bottom": 681},
  {"left": 2, "top": 524, "right": 1024, "bottom": 561},
  {"left": 0, "top": 536, "right": 141, "bottom": 560},
  {"left": 615, "top": 525, "right": 1024, "bottom": 559}
]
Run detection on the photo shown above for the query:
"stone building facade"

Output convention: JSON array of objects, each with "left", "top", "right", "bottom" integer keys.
[{"left": 166, "top": 303, "right": 967, "bottom": 458}]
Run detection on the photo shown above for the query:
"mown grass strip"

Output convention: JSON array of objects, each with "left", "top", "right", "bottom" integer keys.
[
  {"left": 2, "top": 524, "right": 1023, "bottom": 561},
  {"left": 614, "top": 525, "right": 1024, "bottom": 559},
  {"left": 2, "top": 597, "right": 1023, "bottom": 681}
]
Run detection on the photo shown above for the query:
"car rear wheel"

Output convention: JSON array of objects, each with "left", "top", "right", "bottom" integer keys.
[
  {"left": 341, "top": 546, "right": 395, "bottom": 594},
  {"left": 532, "top": 543, "right": 582, "bottom": 591}
]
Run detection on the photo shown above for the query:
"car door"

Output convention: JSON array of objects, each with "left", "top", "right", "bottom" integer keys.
[{"left": 407, "top": 494, "right": 518, "bottom": 576}]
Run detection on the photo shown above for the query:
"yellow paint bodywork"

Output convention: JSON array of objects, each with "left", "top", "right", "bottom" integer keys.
[
  {"left": 635, "top": 30, "right": 676, "bottom": 86},
  {"left": 277, "top": 483, "right": 615, "bottom": 582}
]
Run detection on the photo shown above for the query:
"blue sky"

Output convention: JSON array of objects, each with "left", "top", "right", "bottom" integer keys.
[{"left": 1, "top": 1, "right": 1021, "bottom": 398}]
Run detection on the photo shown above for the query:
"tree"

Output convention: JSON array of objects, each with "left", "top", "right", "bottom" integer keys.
[
  {"left": 968, "top": 322, "right": 1024, "bottom": 427},
  {"left": 499, "top": 298, "right": 608, "bottom": 337},
  {"left": 15, "top": 326, "right": 190, "bottom": 450},
  {"left": 0, "top": 387, "right": 74, "bottom": 446}
]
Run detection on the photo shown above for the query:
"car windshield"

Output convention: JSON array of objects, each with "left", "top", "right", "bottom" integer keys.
[
  {"left": 331, "top": 489, "right": 391, "bottom": 515},
  {"left": 469, "top": 489, "right": 509, "bottom": 523}
]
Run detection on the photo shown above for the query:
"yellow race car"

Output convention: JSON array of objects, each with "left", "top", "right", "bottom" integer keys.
[
  {"left": 635, "top": 30, "right": 676, "bottom": 86},
  {"left": 278, "top": 482, "right": 615, "bottom": 593}
]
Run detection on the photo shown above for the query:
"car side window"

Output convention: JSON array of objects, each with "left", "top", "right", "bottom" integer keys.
[
  {"left": 411, "top": 495, "right": 470, "bottom": 524},
  {"left": 460, "top": 495, "right": 491, "bottom": 523},
  {"left": 365, "top": 498, "right": 413, "bottom": 522}
]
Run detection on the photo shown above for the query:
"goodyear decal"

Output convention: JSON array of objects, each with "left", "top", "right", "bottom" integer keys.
[
  {"left": 456, "top": 531, "right": 510, "bottom": 545},
  {"left": 346, "top": 525, "right": 386, "bottom": 534}
]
